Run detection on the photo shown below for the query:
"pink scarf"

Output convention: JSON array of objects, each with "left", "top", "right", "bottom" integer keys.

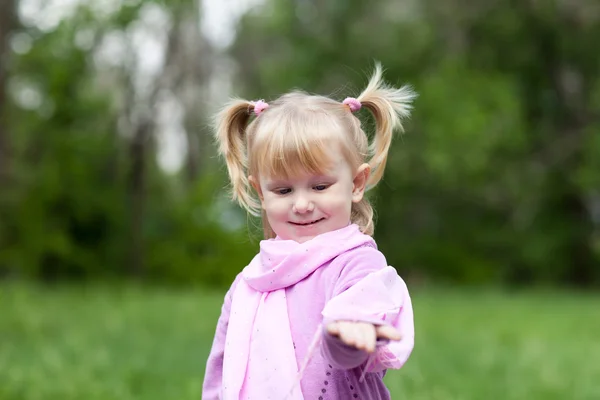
[{"left": 222, "top": 224, "right": 375, "bottom": 400}]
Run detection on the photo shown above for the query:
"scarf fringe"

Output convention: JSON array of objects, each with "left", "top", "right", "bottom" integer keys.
[
  {"left": 359, "top": 353, "right": 376, "bottom": 383},
  {"left": 284, "top": 324, "right": 323, "bottom": 399}
]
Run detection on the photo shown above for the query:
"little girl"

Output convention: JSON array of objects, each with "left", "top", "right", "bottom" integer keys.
[{"left": 202, "top": 64, "right": 416, "bottom": 400}]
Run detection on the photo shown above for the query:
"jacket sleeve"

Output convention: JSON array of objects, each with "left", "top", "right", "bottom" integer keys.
[
  {"left": 320, "top": 246, "right": 415, "bottom": 372},
  {"left": 202, "top": 275, "right": 240, "bottom": 400}
]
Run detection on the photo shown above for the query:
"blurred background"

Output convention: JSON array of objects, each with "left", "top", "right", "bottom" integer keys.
[{"left": 1, "top": 0, "right": 599, "bottom": 399}]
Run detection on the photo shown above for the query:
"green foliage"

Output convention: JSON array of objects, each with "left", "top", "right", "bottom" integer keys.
[
  {"left": 144, "top": 176, "right": 256, "bottom": 286},
  {"left": 2, "top": 13, "right": 124, "bottom": 280},
  {"left": 0, "top": 1, "right": 255, "bottom": 286},
  {"left": 231, "top": 0, "right": 600, "bottom": 286},
  {"left": 1, "top": 0, "right": 599, "bottom": 286},
  {"left": 2, "top": 283, "right": 600, "bottom": 399}
]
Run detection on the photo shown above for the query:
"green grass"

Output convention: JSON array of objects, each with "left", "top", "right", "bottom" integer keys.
[{"left": 1, "top": 283, "right": 599, "bottom": 400}]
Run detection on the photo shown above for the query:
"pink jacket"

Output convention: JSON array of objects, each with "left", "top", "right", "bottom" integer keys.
[{"left": 202, "top": 224, "right": 414, "bottom": 399}]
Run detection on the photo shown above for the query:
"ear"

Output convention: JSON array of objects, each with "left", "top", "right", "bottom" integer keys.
[
  {"left": 352, "top": 163, "right": 371, "bottom": 203},
  {"left": 248, "top": 175, "right": 265, "bottom": 209}
]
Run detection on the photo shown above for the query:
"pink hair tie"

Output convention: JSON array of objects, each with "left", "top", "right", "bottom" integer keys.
[
  {"left": 253, "top": 100, "right": 269, "bottom": 116},
  {"left": 343, "top": 97, "right": 361, "bottom": 112}
]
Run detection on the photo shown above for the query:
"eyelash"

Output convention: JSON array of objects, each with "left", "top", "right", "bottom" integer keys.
[{"left": 274, "top": 185, "right": 329, "bottom": 195}]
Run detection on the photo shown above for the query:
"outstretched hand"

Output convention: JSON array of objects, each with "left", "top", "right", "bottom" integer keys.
[{"left": 326, "top": 321, "right": 402, "bottom": 353}]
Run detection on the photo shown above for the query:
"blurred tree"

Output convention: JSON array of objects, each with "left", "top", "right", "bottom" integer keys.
[
  {"left": 450, "top": 0, "right": 600, "bottom": 285},
  {"left": 1, "top": 0, "right": 597, "bottom": 288},
  {"left": 0, "top": 0, "right": 255, "bottom": 286},
  {"left": 0, "top": 0, "right": 17, "bottom": 278},
  {"left": 0, "top": 0, "right": 16, "bottom": 182},
  {"left": 229, "top": 0, "right": 600, "bottom": 286}
]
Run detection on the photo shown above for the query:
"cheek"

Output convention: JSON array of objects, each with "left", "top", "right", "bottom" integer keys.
[
  {"left": 263, "top": 197, "right": 289, "bottom": 219},
  {"left": 322, "top": 191, "right": 353, "bottom": 214}
]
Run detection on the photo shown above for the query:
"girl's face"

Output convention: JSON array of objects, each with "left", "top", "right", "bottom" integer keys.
[{"left": 250, "top": 153, "right": 370, "bottom": 243}]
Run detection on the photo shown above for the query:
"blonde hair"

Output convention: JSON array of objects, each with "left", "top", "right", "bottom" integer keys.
[{"left": 214, "top": 63, "right": 416, "bottom": 238}]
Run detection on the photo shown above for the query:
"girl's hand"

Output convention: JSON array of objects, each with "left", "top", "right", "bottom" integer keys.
[{"left": 326, "top": 321, "right": 402, "bottom": 353}]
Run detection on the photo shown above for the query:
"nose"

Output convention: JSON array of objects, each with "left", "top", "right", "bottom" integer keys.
[{"left": 292, "top": 193, "right": 314, "bottom": 214}]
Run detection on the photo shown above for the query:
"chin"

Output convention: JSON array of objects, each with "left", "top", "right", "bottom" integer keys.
[
  {"left": 282, "top": 230, "right": 320, "bottom": 244},
  {"left": 293, "top": 236, "right": 313, "bottom": 244}
]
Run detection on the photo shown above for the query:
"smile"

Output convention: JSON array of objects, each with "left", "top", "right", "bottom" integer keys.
[{"left": 290, "top": 218, "right": 325, "bottom": 226}]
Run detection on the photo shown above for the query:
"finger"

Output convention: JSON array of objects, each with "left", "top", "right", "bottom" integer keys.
[
  {"left": 376, "top": 325, "right": 402, "bottom": 340},
  {"left": 347, "top": 323, "right": 368, "bottom": 350},
  {"left": 375, "top": 325, "right": 402, "bottom": 341},
  {"left": 363, "top": 325, "right": 376, "bottom": 353},
  {"left": 340, "top": 325, "right": 358, "bottom": 348},
  {"left": 327, "top": 323, "right": 340, "bottom": 337},
  {"left": 349, "top": 323, "right": 374, "bottom": 353},
  {"left": 353, "top": 325, "right": 366, "bottom": 351},
  {"left": 335, "top": 322, "right": 378, "bottom": 352}
]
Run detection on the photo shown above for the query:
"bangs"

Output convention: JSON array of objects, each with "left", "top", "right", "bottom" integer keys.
[{"left": 251, "top": 108, "right": 347, "bottom": 178}]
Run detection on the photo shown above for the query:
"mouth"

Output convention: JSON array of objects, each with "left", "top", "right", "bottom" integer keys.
[{"left": 290, "top": 218, "right": 325, "bottom": 226}]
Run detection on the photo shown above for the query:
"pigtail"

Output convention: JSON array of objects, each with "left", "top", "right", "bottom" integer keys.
[
  {"left": 214, "top": 99, "right": 260, "bottom": 215},
  {"left": 351, "top": 200, "right": 375, "bottom": 236},
  {"left": 357, "top": 63, "right": 417, "bottom": 188},
  {"left": 347, "top": 63, "right": 416, "bottom": 236}
]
